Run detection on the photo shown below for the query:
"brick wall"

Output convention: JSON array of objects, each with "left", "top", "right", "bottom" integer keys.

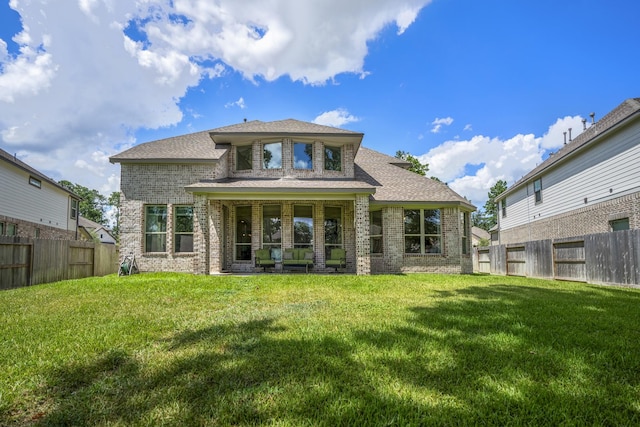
[
  {"left": 0, "top": 214, "right": 76, "bottom": 240},
  {"left": 499, "top": 191, "right": 640, "bottom": 245}
]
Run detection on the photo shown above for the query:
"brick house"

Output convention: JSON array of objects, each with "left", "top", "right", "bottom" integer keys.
[
  {"left": 110, "top": 119, "right": 475, "bottom": 274},
  {"left": 1, "top": 147, "right": 81, "bottom": 240},
  {"left": 495, "top": 98, "right": 640, "bottom": 245}
]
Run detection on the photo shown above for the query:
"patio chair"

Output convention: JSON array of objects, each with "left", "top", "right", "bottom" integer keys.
[
  {"left": 255, "top": 248, "right": 275, "bottom": 272},
  {"left": 325, "top": 248, "right": 346, "bottom": 272}
]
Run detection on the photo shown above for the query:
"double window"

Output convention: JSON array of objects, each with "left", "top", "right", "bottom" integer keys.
[
  {"left": 144, "top": 205, "right": 194, "bottom": 253},
  {"left": 404, "top": 209, "right": 441, "bottom": 254},
  {"left": 370, "top": 211, "right": 383, "bottom": 254}
]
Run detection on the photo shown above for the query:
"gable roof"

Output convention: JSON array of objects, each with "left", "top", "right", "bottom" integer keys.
[
  {"left": 355, "top": 148, "right": 475, "bottom": 210},
  {"left": 110, "top": 119, "right": 363, "bottom": 163},
  {"left": 0, "top": 147, "right": 80, "bottom": 198},
  {"left": 500, "top": 97, "right": 640, "bottom": 199}
]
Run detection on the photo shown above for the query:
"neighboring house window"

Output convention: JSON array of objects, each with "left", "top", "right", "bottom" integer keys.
[
  {"left": 70, "top": 199, "right": 79, "bottom": 220},
  {"left": 324, "top": 145, "right": 342, "bottom": 171},
  {"left": 7, "top": 223, "right": 17, "bottom": 236},
  {"left": 293, "top": 142, "right": 313, "bottom": 169},
  {"left": 29, "top": 176, "right": 41, "bottom": 188},
  {"left": 370, "top": 211, "right": 383, "bottom": 254},
  {"left": 404, "top": 209, "right": 441, "bottom": 254},
  {"left": 534, "top": 178, "right": 543, "bottom": 204},
  {"left": 461, "top": 212, "right": 469, "bottom": 255},
  {"left": 324, "top": 206, "right": 342, "bottom": 260},
  {"left": 610, "top": 218, "right": 630, "bottom": 232},
  {"left": 502, "top": 199, "right": 507, "bottom": 218},
  {"left": 262, "top": 205, "right": 282, "bottom": 261},
  {"left": 235, "top": 206, "right": 252, "bottom": 261},
  {"left": 263, "top": 142, "right": 282, "bottom": 169},
  {"left": 293, "top": 205, "right": 313, "bottom": 249},
  {"left": 0, "top": 222, "right": 4, "bottom": 235},
  {"left": 174, "top": 206, "right": 194, "bottom": 252},
  {"left": 35, "top": 228, "right": 40, "bottom": 238},
  {"left": 236, "top": 145, "right": 253, "bottom": 170},
  {"left": 145, "top": 205, "right": 167, "bottom": 252}
]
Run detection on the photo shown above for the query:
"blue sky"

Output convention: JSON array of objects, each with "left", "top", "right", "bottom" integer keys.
[{"left": 1, "top": 0, "right": 638, "bottom": 208}]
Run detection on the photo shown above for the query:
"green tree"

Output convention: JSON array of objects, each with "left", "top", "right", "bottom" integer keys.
[
  {"left": 59, "top": 180, "right": 107, "bottom": 225},
  {"left": 395, "top": 150, "right": 429, "bottom": 176},
  {"left": 482, "top": 179, "right": 508, "bottom": 230}
]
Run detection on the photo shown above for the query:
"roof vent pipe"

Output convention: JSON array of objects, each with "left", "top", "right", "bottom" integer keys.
[
  {"left": 590, "top": 112, "right": 595, "bottom": 124},
  {"left": 568, "top": 127, "right": 572, "bottom": 142},
  {"left": 563, "top": 131, "right": 567, "bottom": 145},
  {"left": 582, "top": 118, "right": 587, "bottom": 130}
]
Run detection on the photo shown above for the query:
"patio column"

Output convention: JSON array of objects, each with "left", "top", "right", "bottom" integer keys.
[
  {"left": 208, "top": 200, "right": 223, "bottom": 274},
  {"left": 355, "top": 194, "right": 371, "bottom": 275},
  {"left": 193, "top": 194, "right": 209, "bottom": 275}
]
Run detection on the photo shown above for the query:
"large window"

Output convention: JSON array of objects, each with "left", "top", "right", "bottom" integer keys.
[
  {"left": 174, "top": 206, "right": 194, "bottom": 252},
  {"left": 262, "top": 205, "right": 282, "bottom": 260},
  {"left": 145, "top": 205, "right": 167, "bottom": 252},
  {"left": 294, "top": 142, "right": 313, "bottom": 169},
  {"left": 370, "top": 211, "right": 383, "bottom": 254},
  {"left": 263, "top": 142, "right": 282, "bottom": 169},
  {"left": 324, "top": 145, "right": 341, "bottom": 171},
  {"left": 534, "top": 178, "right": 543, "bottom": 204},
  {"left": 404, "top": 209, "right": 441, "bottom": 254},
  {"left": 324, "top": 206, "right": 342, "bottom": 259},
  {"left": 235, "top": 206, "right": 252, "bottom": 261},
  {"left": 294, "top": 205, "right": 313, "bottom": 249},
  {"left": 236, "top": 145, "right": 253, "bottom": 170}
]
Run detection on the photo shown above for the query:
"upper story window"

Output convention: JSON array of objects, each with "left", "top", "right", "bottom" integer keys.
[
  {"left": 29, "top": 176, "right": 41, "bottom": 188},
  {"left": 324, "top": 145, "right": 342, "bottom": 171},
  {"left": 293, "top": 142, "right": 313, "bottom": 170},
  {"left": 236, "top": 145, "right": 253, "bottom": 170},
  {"left": 263, "top": 142, "right": 282, "bottom": 169},
  {"left": 501, "top": 199, "right": 507, "bottom": 218},
  {"left": 533, "top": 178, "right": 543, "bottom": 204},
  {"left": 70, "top": 199, "right": 79, "bottom": 220}
]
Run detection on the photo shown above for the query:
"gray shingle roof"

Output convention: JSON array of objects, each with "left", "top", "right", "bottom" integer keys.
[
  {"left": 501, "top": 97, "right": 640, "bottom": 198},
  {"left": 211, "top": 119, "right": 362, "bottom": 136},
  {"left": 355, "top": 148, "right": 475, "bottom": 209},
  {"left": 186, "top": 177, "right": 375, "bottom": 193},
  {"left": 0, "top": 147, "right": 80, "bottom": 198}
]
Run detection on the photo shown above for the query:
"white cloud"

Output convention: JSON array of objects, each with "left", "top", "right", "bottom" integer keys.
[
  {"left": 313, "top": 108, "right": 360, "bottom": 127},
  {"left": 225, "top": 97, "right": 246, "bottom": 109},
  {"left": 463, "top": 124, "right": 473, "bottom": 131},
  {"left": 419, "top": 116, "right": 586, "bottom": 207},
  {"left": 0, "top": 1, "right": 430, "bottom": 195},
  {"left": 431, "top": 116, "right": 453, "bottom": 133}
]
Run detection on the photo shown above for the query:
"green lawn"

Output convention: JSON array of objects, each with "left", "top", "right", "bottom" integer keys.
[{"left": 1, "top": 273, "right": 639, "bottom": 426}]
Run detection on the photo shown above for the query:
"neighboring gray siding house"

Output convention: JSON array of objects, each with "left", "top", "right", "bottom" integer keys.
[
  {"left": 110, "top": 119, "right": 475, "bottom": 275},
  {"left": 0, "top": 147, "right": 81, "bottom": 240},
  {"left": 495, "top": 98, "right": 640, "bottom": 244}
]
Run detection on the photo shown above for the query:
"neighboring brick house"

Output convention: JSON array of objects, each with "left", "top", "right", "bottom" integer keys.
[
  {"left": 495, "top": 98, "right": 640, "bottom": 245},
  {"left": 110, "top": 119, "right": 475, "bottom": 275},
  {"left": 0, "top": 147, "right": 81, "bottom": 240}
]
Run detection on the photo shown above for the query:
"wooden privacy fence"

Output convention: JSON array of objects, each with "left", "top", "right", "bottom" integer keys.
[
  {"left": 0, "top": 237, "right": 118, "bottom": 290},
  {"left": 474, "top": 229, "right": 640, "bottom": 287}
]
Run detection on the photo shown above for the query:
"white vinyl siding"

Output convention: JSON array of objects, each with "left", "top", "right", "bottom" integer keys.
[
  {"left": 500, "top": 120, "right": 640, "bottom": 231},
  {"left": 0, "top": 163, "right": 73, "bottom": 232}
]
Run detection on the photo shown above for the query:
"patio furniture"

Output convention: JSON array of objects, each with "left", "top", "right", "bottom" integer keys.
[
  {"left": 282, "top": 248, "right": 314, "bottom": 273},
  {"left": 325, "top": 248, "right": 346, "bottom": 272},
  {"left": 255, "top": 248, "right": 275, "bottom": 272}
]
